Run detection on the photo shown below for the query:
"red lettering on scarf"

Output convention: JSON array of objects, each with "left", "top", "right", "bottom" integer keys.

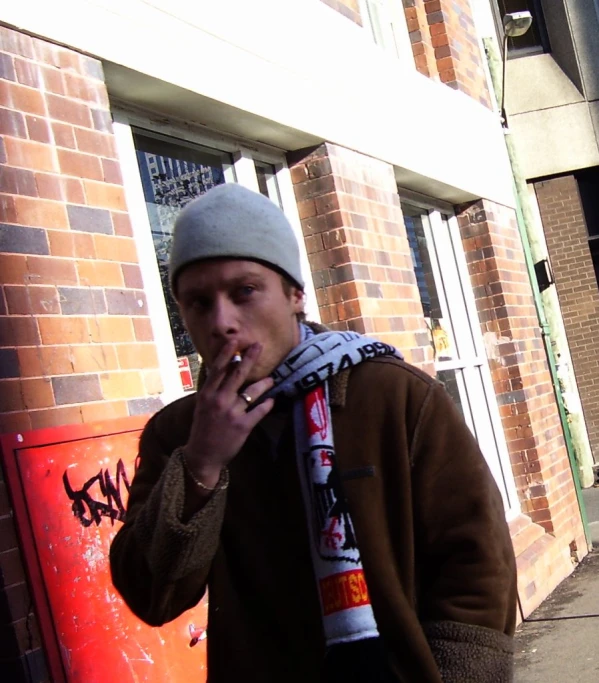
[
  {"left": 305, "top": 386, "right": 329, "bottom": 440},
  {"left": 319, "top": 569, "right": 372, "bottom": 616}
]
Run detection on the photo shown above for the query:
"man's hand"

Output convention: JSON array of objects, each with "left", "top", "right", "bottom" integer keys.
[{"left": 183, "top": 341, "right": 274, "bottom": 493}]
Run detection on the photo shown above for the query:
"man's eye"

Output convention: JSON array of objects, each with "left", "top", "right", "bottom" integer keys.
[
  {"left": 190, "top": 297, "right": 210, "bottom": 311},
  {"left": 237, "top": 285, "right": 255, "bottom": 298}
]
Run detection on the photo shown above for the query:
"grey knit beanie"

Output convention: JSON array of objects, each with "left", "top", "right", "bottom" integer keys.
[{"left": 169, "top": 183, "right": 304, "bottom": 294}]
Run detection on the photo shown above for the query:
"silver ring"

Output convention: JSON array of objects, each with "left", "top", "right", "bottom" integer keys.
[{"left": 239, "top": 392, "right": 253, "bottom": 405}]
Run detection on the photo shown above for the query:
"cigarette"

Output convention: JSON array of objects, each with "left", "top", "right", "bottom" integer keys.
[{"left": 231, "top": 352, "right": 242, "bottom": 365}]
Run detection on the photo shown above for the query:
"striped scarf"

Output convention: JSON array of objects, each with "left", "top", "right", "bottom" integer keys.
[{"left": 263, "top": 324, "right": 403, "bottom": 646}]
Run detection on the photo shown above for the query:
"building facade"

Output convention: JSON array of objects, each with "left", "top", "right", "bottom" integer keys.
[
  {"left": 0, "top": 0, "right": 590, "bottom": 679},
  {"left": 501, "top": 0, "right": 599, "bottom": 479}
]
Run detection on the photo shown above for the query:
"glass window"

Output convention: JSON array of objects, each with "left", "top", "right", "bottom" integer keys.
[
  {"left": 402, "top": 202, "right": 519, "bottom": 512},
  {"left": 254, "top": 161, "right": 283, "bottom": 208},
  {"left": 133, "top": 130, "right": 233, "bottom": 388},
  {"left": 360, "top": 0, "right": 401, "bottom": 57}
]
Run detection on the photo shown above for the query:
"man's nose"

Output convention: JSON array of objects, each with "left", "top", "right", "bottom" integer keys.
[{"left": 210, "top": 297, "right": 238, "bottom": 338}]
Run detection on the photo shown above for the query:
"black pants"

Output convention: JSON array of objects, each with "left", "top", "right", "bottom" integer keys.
[{"left": 322, "top": 637, "right": 398, "bottom": 683}]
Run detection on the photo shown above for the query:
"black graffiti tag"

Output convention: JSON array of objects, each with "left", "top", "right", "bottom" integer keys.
[{"left": 63, "top": 459, "right": 131, "bottom": 528}]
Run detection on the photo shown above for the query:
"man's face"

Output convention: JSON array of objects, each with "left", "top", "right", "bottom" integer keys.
[{"left": 176, "top": 259, "right": 304, "bottom": 381}]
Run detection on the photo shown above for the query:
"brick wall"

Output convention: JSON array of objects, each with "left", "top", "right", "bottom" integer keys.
[
  {"left": 403, "top": 0, "right": 491, "bottom": 107},
  {"left": 320, "top": 0, "right": 363, "bottom": 25},
  {"left": 0, "top": 26, "right": 162, "bottom": 679},
  {"left": 403, "top": 0, "right": 439, "bottom": 78},
  {"left": 533, "top": 175, "right": 599, "bottom": 463},
  {"left": 289, "top": 143, "right": 434, "bottom": 373},
  {"left": 457, "top": 199, "right": 586, "bottom": 616}
]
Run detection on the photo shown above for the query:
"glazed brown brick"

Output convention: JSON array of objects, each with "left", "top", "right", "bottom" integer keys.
[
  {"left": 0, "top": 79, "right": 45, "bottom": 116},
  {"left": 100, "top": 370, "right": 145, "bottom": 400},
  {"left": 46, "top": 92, "right": 93, "bottom": 128},
  {"left": 27, "top": 255, "right": 78, "bottom": 285},
  {"left": 38, "top": 316, "right": 89, "bottom": 345},
  {"left": 80, "top": 399, "right": 128, "bottom": 423},
  {"left": 83, "top": 179, "right": 127, "bottom": 211},
  {"left": 57, "top": 148, "right": 103, "bottom": 180},
  {"left": 4, "top": 285, "right": 60, "bottom": 315},
  {"left": 13, "top": 196, "right": 69, "bottom": 229}
]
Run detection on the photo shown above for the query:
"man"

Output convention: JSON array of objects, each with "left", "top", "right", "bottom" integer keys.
[{"left": 110, "top": 183, "right": 517, "bottom": 682}]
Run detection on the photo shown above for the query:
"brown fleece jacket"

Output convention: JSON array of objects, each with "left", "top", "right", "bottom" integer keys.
[{"left": 110, "top": 356, "right": 517, "bottom": 682}]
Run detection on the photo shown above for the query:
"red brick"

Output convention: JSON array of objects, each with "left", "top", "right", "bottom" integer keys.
[
  {"left": 34, "top": 172, "right": 63, "bottom": 200},
  {"left": 94, "top": 235, "right": 138, "bottom": 263},
  {"left": 90, "top": 317, "right": 135, "bottom": 343},
  {"left": 80, "top": 400, "right": 128, "bottom": 423},
  {"left": 100, "top": 370, "right": 145, "bottom": 400},
  {"left": 77, "top": 260, "right": 123, "bottom": 287},
  {"left": 46, "top": 93, "right": 92, "bottom": 128},
  {"left": 0, "top": 410, "right": 31, "bottom": 433},
  {"left": 27, "top": 256, "right": 78, "bottom": 286},
  {"left": 21, "top": 377, "right": 55, "bottom": 409},
  {"left": 25, "top": 115, "right": 52, "bottom": 144},
  {"left": 13, "top": 196, "right": 69, "bottom": 229},
  {"left": 17, "top": 345, "right": 73, "bottom": 377},
  {"left": 74, "top": 128, "right": 116, "bottom": 157},
  {"left": 0, "top": 80, "right": 45, "bottom": 116},
  {"left": 0, "top": 166, "right": 38, "bottom": 196},
  {"left": 63, "top": 177, "right": 86, "bottom": 204},
  {"left": 0, "top": 195, "right": 18, "bottom": 223},
  {"left": 51, "top": 121, "right": 77, "bottom": 149},
  {"left": 112, "top": 212, "right": 133, "bottom": 237},
  {"left": 133, "top": 318, "right": 155, "bottom": 342},
  {"left": 70, "top": 344, "right": 119, "bottom": 373},
  {"left": 4, "top": 136, "right": 57, "bottom": 173},
  {"left": 14, "top": 58, "right": 41, "bottom": 88},
  {"left": 83, "top": 180, "right": 127, "bottom": 210},
  {"left": 116, "top": 343, "right": 159, "bottom": 370},
  {"left": 0, "top": 106, "right": 27, "bottom": 138},
  {"left": 38, "top": 316, "right": 89, "bottom": 345},
  {"left": 0, "top": 316, "right": 40, "bottom": 346},
  {"left": 5, "top": 285, "right": 60, "bottom": 315},
  {"left": 40, "top": 66, "right": 65, "bottom": 95},
  {"left": 30, "top": 406, "right": 83, "bottom": 430},
  {"left": 102, "top": 158, "right": 123, "bottom": 185},
  {"left": 58, "top": 148, "right": 103, "bottom": 180},
  {"left": 0, "top": 380, "right": 24, "bottom": 412}
]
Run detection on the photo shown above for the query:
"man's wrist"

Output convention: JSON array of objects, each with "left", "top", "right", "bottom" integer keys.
[{"left": 177, "top": 447, "right": 228, "bottom": 492}]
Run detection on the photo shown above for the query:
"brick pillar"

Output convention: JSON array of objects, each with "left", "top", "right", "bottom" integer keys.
[
  {"left": 403, "top": 0, "right": 439, "bottom": 79},
  {"left": 457, "top": 199, "right": 586, "bottom": 615},
  {"left": 0, "top": 26, "right": 163, "bottom": 678},
  {"left": 534, "top": 176, "right": 599, "bottom": 462},
  {"left": 289, "top": 143, "right": 434, "bottom": 373},
  {"left": 417, "top": 0, "right": 491, "bottom": 108}
]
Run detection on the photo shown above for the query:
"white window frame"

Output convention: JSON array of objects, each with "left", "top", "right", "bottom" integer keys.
[
  {"left": 358, "top": 0, "right": 413, "bottom": 63},
  {"left": 112, "top": 109, "right": 319, "bottom": 405},
  {"left": 401, "top": 192, "right": 520, "bottom": 518}
]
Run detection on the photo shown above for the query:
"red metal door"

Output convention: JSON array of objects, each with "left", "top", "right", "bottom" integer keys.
[{"left": 1, "top": 418, "right": 208, "bottom": 682}]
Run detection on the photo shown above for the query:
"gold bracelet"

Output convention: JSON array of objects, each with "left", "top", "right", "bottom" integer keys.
[{"left": 177, "top": 448, "right": 229, "bottom": 492}]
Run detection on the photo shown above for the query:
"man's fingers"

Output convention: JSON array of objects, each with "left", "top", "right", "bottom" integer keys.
[
  {"left": 243, "top": 398, "right": 274, "bottom": 426},
  {"left": 203, "top": 341, "right": 239, "bottom": 391},
  {"left": 220, "top": 343, "right": 262, "bottom": 393}
]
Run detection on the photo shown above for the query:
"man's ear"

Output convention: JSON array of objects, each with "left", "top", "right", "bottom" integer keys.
[{"left": 291, "top": 288, "right": 305, "bottom": 315}]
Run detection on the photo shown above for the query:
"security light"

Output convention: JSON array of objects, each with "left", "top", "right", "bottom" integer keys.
[
  {"left": 503, "top": 11, "right": 533, "bottom": 38},
  {"left": 500, "top": 11, "right": 534, "bottom": 127}
]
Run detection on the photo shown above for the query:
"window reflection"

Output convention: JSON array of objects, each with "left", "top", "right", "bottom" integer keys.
[{"left": 134, "top": 131, "right": 232, "bottom": 388}]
